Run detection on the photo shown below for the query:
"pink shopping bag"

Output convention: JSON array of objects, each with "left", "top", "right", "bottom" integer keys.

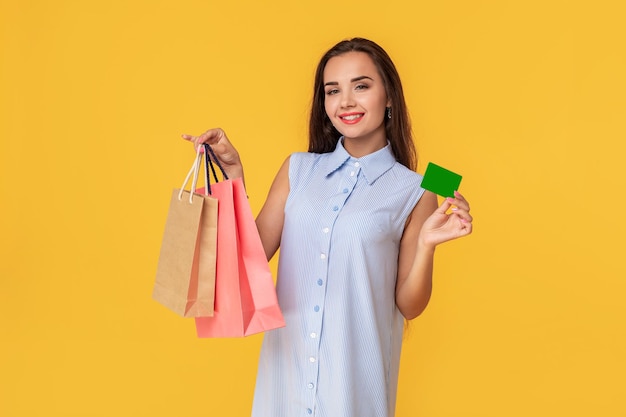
[{"left": 194, "top": 147, "right": 285, "bottom": 337}]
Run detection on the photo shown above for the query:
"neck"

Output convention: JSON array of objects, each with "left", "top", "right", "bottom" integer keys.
[{"left": 342, "top": 135, "right": 387, "bottom": 158}]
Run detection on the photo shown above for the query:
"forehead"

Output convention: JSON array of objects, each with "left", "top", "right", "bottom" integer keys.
[{"left": 323, "top": 51, "right": 380, "bottom": 81}]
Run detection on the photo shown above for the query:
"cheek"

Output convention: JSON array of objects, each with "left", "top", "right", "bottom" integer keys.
[
  {"left": 376, "top": 98, "right": 389, "bottom": 119},
  {"left": 376, "top": 95, "right": 389, "bottom": 111},
  {"left": 324, "top": 97, "right": 334, "bottom": 117}
]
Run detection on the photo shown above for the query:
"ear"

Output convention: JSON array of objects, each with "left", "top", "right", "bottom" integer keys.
[{"left": 386, "top": 97, "right": 392, "bottom": 107}]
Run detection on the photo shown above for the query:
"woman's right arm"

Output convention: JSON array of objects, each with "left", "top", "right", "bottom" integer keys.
[
  {"left": 255, "top": 156, "right": 290, "bottom": 261},
  {"left": 182, "top": 128, "right": 290, "bottom": 261}
]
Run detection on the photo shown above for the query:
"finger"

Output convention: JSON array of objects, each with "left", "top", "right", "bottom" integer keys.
[
  {"left": 182, "top": 134, "right": 201, "bottom": 148},
  {"left": 452, "top": 190, "right": 471, "bottom": 211},
  {"left": 455, "top": 210, "right": 473, "bottom": 223},
  {"left": 198, "top": 128, "right": 226, "bottom": 145},
  {"left": 181, "top": 134, "right": 205, "bottom": 153},
  {"left": 461, "top": 220, "right": 473, "bottom": 234},
  {"left": 458, "top": 220, "right": 473, "bottom": 236},
  {"left": 446, "top": 194, "right": 470, "bottom": 212},
  {"left": 436, "top": 197, "right": 452, "bottom": 214}
]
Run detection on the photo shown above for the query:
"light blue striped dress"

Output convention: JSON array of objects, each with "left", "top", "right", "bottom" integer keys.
[{"left": 251, "top": 139, "right": 425, "bottom": 417}]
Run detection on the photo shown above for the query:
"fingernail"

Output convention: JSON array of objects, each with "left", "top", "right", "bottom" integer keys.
[{"left": 447, "top": 197, "right": 455, "bottom": 203}]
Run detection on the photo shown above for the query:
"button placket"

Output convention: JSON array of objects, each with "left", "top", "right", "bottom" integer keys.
[{"left": 303, "top": 161, "right": 360, "bottom": 416}]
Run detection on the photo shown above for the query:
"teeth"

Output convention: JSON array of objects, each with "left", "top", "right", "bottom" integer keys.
[{"left": 342, "top": 114, "right": 362, "bottom": 121}]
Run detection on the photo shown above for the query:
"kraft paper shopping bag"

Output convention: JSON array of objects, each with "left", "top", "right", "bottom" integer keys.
[{"left": 153, "top": 149, "right": 218, "bottom": 317}]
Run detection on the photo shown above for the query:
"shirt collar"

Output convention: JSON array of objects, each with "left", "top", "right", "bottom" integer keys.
[{"left": 324, "top": 138, "right": 397, "bottom": 185}]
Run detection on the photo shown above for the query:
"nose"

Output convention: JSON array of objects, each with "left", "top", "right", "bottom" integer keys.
[{"left": 340, "top": 90, "right": 355, "bottom": 108}]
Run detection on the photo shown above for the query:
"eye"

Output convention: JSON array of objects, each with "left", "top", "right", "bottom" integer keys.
[
  {"left": 325, "top": 88, "right": 339, "bottom": 95},
  {"left": 355, "top": 84, "right": 369, "bottom": 91}
]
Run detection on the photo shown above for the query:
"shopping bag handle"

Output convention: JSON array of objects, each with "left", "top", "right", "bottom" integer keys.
[
  {"left": 202, "top": 144, "right": 219, "bottom": 195},
  {"left": 177, "top": 147, "right": 207, "bottom": 203},
  {"left": 204, "top": 144, "right": 229, "bottom": 181}
]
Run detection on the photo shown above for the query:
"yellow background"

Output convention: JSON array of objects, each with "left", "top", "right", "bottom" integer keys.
[{"left": 1, "top": 0, "right": 625, "bottom": 416}]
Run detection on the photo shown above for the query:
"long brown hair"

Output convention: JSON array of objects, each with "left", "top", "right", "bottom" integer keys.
[{"left": 308, "top": 38, "right": 416, "bottom": 171}]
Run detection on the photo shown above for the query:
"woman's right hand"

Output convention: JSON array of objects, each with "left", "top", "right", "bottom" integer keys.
[{"left": 182, "top": 128, "right": 244, "bottom": 180}]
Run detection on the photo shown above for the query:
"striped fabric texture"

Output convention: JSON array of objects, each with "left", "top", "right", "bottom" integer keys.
[{"left": 252, "top": 139, "right": 425, "bottom": 417}]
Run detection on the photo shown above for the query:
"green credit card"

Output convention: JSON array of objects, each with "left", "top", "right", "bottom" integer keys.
[{"left": 420, "top": 162, "right": 462, "bottom": 198}]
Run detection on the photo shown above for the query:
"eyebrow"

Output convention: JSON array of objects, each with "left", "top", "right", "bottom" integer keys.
[{"left": 324, "top": 75, "right": 374, "bottom": 87}]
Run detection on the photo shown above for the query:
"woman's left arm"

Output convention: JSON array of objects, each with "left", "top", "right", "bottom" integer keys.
[{"left": 395, "top": 191, "right": 473, "bottom": 320}]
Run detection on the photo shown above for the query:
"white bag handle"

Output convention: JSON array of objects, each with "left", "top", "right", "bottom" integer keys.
[{"left": 177, "top": 147, "right": 209, "bottom": 203}]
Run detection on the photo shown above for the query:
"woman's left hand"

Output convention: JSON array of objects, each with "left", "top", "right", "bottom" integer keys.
[{"left": 419, "top": 191, "right": 473, "bottom": 248}]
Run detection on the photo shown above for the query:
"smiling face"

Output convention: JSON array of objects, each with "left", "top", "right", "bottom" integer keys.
[{"left": 323, "top": 51, "right": 391, "bottom": 151}]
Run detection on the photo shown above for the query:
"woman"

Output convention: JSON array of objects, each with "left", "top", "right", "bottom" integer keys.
[{"left": 183, "top": 38, "right": 472, "bottom": 417}]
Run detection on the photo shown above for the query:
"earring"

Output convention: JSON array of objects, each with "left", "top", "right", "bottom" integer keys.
[{"left": 386, "top": 107, "right": 392, "bottom": 119}]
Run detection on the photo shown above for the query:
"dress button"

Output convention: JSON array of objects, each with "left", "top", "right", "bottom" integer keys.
[
  {"left": 343, "top": 188, "right": 349, "bottom": 193},
  {"left": 307, "top": 383, "right": 315, "bottom": 389},
  {"left": 307, "top": 409, "right": 313, "bottom": 415},
  {"left": 322, "top": 227, "right": 330, "bottom": 233},
  {"left": 350, "top": 171, "right": 355, "bottom": 177},
  {"left": 317, "top": 279, "right": 323, "bottom": 286},
  {"left": 314, "top": 305, "right": 320, "bottom": 312},
  {"left": 320, "top": 253, "right": 326, "bottom": 260},
  {"left": 310, "top": 332, "right": 317, "bottom": 338},
  {"left": 332, "top": 206, "right": 339, "bottom": 211},
  {"left": 354, "top": 162, "right": 360, "bottom": 167},
  {"left": 309, "top": 356, "right": 316, "bottom": 363}
]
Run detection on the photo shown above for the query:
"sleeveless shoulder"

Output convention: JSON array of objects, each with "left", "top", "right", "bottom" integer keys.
[
  {"left": 288, "top": 151, "right": 325, "bottom": 193},
  {"left": 288, "top": 151, "right": 321, "bottom": 170}
]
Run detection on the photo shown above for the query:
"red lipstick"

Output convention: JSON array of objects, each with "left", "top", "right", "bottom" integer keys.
[{"left": 338, "top": 112, "right": 364, "bottom": 125}]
